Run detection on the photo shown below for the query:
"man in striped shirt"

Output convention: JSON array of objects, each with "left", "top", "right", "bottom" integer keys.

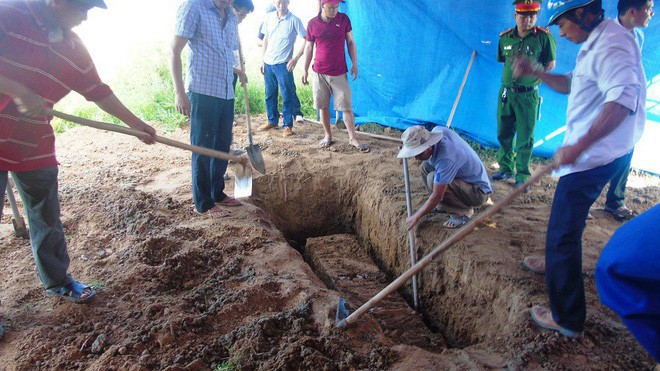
[
  {"left": 170, "top": 0, "right": 244, "bottom": 217},
  {"left": 0, "top": 0, "right": 156, "bottom": 308}
]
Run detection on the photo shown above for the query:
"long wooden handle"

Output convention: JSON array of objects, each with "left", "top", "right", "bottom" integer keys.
[
  {"left": 446, "top": 50, "right": 476, "bottom": 129},
  {"left": 337, "top": 163, "right": 554, "bottom": 328},
  {"left": 48, "top": 109, "right": 242, "bottom": 163},
  {"left": 237, "top": 38, "right": 254, "bottom": 146}
]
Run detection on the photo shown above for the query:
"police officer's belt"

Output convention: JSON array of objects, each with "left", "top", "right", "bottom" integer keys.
[{"left": 506, "top": 85, "right": 539, "bottom": 93}]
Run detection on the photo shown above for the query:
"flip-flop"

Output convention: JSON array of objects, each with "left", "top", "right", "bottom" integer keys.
[
  {"left": 217, "top": 196, "right": 242, "bottom": 207},
  {"left": 443, "top": 215, "right": 470, "bottom": 229},
  {"left": 352, "top": 143, "right": 370, "bottom": 153},
  {"left": 207, "top": 205, "right": 230, "bottom": 217},
  {"left": 319, "top": 138, "right": 334, "bottom": 148},
  {"left": 193, "top": 205, "right": 230, "bottom": 217},
  {"left": 46, "top": 280, "right": 95, "bottom": 304}
]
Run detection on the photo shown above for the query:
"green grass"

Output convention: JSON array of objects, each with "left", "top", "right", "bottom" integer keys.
[
  {"left": 234, "top": 81, "right": 267, "bottom": 116},
  {"left": 215, "top": 349, "right": 241, "bottom": 371}
]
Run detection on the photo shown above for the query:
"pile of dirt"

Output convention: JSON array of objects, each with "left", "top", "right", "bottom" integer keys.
[{"left": 0, "top": 114, "right": 657, "bottom": 370}]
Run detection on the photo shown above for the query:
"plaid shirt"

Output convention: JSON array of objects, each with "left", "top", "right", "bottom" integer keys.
[
  {"left": 175, "top": 0, "right": 238, "bottom": 99},
  {"left": 0, "top": 0, "right": 112, "bottom": 172}
]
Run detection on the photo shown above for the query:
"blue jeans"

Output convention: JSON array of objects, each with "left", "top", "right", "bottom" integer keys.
[
  {"left": 264, "top": 62, "right": 302, "bottom": 128},
  {"left": 605, "top": 150, "right": 633, "bottom": 210},
  {"left": 545, "top": 154, "right": 629, "bottom": 332},
  {"left": 188, "top": 92, "right": 234, "bottom": 212},
  {"left": 1, "top": 168, "right": 72, "bottom": 291}
]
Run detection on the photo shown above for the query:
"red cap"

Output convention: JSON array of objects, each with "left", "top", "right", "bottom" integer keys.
[
  {"left": 514, "top": 0, "right": 541, "bottom": 13},
  {"left": 321, "top": 0, "right": 341, "bottom": 5}
]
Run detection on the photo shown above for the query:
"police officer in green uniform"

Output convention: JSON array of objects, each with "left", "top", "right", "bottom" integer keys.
[{"left": 492, "top": 0, "right": 557, "bottom": 187}]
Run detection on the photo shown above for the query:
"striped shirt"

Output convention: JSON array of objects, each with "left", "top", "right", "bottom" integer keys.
[
  {"left": 175, "top": 0, "right": 238, "bottom": 99},
  {"left": 0, "top": 0, "right": 112, "bottom": 172}
]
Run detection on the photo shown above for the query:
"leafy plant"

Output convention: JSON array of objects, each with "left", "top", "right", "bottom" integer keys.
[{"left": 215, "top": 349, "right": 241, "bottom": 371}]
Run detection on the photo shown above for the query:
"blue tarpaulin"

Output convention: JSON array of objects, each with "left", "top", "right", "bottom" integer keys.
[{"left": 339, "top": 1, "right": 658, "bottom": 172}]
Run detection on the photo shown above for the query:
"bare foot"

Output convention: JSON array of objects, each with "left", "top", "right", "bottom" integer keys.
[{"left": 349, "top": 139, "right": 370, "bottom": 153}]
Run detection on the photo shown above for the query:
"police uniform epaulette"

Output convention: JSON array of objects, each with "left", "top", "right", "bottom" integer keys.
[
  {"left": 535, "top": 26, "right": 551, "bottom": 34},
  {"left": 500, "top": 28, "right": 514, "bottom": 37}
]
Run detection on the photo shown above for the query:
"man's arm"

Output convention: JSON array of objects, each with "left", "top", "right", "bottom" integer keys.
[
  {"left": 170, "top": 36, "right": 191, "bottom": 116},
  {"left": 301, "top": 40, "right": 314, "bottom": 85},
  {"left": 286, "top": 17, "right": 308, "bottom": 72},
  {"left": 260, "top": 33, "right": 268, "bottom": 75},
  {"left": 346, "top": 30, "right": 358, "bottom": 80},
  {"left": 544, "top": 60, "right": 556, "bottom": 72},
  {"left": 286, "top": 40, "right": 306, "bottom": 72},
  {"left": 233, "top": 48, "right": 247, "bottom": 87},
  {"left": 513, "top": 57, "right": 570, "bottom": 94},
  {"left": 94, "top": 94, "right": 156, "bottom": 144},
  {"left": 406, "top": 183, "right": 448, "bottom": 230},
  {"left": 0, "top": 75, "right": 47, "bottom": 117},
  {"left": 554, "top": 101, "right": 632, "bottom": 167}
]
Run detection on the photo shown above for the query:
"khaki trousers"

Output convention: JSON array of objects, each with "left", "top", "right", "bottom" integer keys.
[{"left": 421, "top": 161, "right": 488, "bottom": 216}]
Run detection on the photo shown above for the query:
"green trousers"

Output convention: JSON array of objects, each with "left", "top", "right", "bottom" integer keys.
[{"left": 496, "top": 86, "right": 539, "bottom": 182}]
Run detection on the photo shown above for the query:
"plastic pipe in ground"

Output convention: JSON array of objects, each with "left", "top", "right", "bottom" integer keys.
[
  {"left": 403, "top": 157, "right": 419, "bottom": 309},
  {"left": 302, "top": 117, "right": 401, "bottom": 143}
]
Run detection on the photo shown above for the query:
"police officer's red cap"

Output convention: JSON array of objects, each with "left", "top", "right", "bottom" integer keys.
[{"left": 514, "top": 0, "right": 541, "bottom": 13}]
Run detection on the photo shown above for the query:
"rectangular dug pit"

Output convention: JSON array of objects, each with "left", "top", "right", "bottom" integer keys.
[{"left": 304, "top": 234, "right": 447, "bottom": 351}]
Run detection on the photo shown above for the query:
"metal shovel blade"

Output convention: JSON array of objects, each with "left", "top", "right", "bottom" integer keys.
[
  {"left": 233, "top": 164, "right": 253, "bottom": 198},
  {"left": 246, "top": 144, "right": 266, "bottom": 175}
]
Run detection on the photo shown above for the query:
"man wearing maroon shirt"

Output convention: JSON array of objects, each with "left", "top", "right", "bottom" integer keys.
[
  {"left": 301, "top": 0, "right": 369, "bottom": 153},
  {"left": 0, "top": 0, "right": 156, "bottom": 313}
]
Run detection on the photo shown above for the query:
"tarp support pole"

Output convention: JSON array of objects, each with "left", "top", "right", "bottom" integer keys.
[{"left": 446, "top": 50, "right": 477, "bottom": 128}]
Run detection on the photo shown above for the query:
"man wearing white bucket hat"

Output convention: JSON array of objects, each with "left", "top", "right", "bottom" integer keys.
[{"left": 398, "top": 126, "right": 493, "bottom": 229}]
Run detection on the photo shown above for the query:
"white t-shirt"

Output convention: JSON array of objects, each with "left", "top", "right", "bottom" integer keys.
[{"left": 554, "top": 19, "right": 646, "bottom": 177}]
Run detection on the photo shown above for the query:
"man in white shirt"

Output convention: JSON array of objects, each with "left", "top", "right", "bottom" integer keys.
[
  {"left": 617, "top": 0, "right": 653, "bottom": 50},
  {"left": 514, "top": 0, "right": 646, "bottom": 338},
  {"left": 259, "top": 0, "right": 307, "bottom": 137},
  {"left": 596, "top": 0, "right": 654, "bottom": 221}
]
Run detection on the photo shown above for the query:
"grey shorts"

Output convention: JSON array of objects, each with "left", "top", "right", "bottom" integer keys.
[{"left": 312, "top": 72, "right": 353, "bottom": 111}]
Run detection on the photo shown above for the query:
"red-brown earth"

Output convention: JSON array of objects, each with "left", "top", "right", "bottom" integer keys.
[{"left": 1, "top": 115, "right": 658, "bottom": 370}]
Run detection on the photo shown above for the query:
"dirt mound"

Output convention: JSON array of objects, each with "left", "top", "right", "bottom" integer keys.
[{"left": 1, "top": 115, "right": 658, "bottom": 369}]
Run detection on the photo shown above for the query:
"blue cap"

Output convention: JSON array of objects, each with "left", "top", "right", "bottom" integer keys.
[{"left": 546, "top": 0, "right": 595, "bottom": 26}]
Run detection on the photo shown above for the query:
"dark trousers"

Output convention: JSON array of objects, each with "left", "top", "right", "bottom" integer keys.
[
  {"left": 264, "top": 62, "right": 302, "bottom": 128},
  {"left": 545, "top": 154, "right": 629, "bottom": 332},
  {"left": 605, "top": 150, "right": 633, "bottom": 210},
  {"left": 188, "top": 92, "right": 234, "bottom": 212},
  {"left": 1, "top": 168, "right": 72, "bottom": 291}
]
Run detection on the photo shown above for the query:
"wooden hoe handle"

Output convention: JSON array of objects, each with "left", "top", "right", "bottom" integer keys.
[{"left": 48, "top": 109, "right": 244, "bottom": 163}]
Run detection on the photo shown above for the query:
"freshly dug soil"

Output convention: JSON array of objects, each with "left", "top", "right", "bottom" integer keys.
[{"left": 0, "top": 114, "right": 658, "bottom": 370}]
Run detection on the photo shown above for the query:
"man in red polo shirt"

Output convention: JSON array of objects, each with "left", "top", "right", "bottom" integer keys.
[
  {"left": 301, "top": 0, "right": 370, "bottom": 153},
  {"left": 0, "top": 0, "right": 156, "bottom": 313}
]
